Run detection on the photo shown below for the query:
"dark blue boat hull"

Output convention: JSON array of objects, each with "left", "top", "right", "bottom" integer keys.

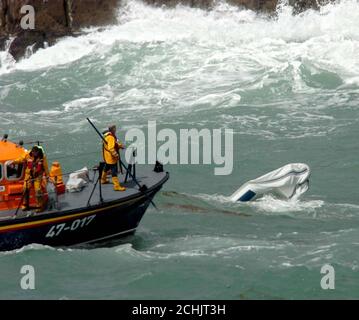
[{"left": 0, "top": 187, "right": 160, "bottom": 252}]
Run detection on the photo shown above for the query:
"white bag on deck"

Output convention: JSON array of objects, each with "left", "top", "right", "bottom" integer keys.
[
  {"left": 230, "top": 163, "right": 311, "bottom": 202},
  {"left": 66, "top": 167, "right": 90, "bottom": 193}
]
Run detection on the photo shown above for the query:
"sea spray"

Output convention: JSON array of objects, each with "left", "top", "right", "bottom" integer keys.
[{"left": 0, "top": 0, "right": 358, "bottom": 299}]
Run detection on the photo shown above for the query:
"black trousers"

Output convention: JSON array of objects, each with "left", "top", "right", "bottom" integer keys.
[{"left": 104, "top": 163, "right": 118, "bottom": 177}]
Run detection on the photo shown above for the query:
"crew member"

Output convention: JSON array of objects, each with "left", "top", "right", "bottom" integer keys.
[
  {"left": 11, "top": 146, "right": 48, "bottom": 212},
  {"left": 101, "top": 124, "right": 126, "bottom": 191}
]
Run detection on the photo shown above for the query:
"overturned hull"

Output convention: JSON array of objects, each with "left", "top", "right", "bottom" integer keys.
[{"left": 230, "top": 163, "right": 310, "bottom": 202}]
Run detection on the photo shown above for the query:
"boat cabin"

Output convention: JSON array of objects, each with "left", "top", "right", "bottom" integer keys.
[{"left": 0, "top": 139, "right": 42, "bottom": 212}]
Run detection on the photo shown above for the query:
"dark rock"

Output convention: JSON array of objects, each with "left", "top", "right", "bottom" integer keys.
[
  {"left": 0, "top": 0, "right": 121, "bottom": 60},
  {"left": 8, "top": 30, "right": 63, "bottom": 60},
  {"left": 69, "top": 0, "right": 120, "bottom": 29},
  {"left": 1, "top": 0, "right": 68, "bottom": 34},
  {"left": 288, "top": 0, "right": 334, "bottom": 13},
  {"left": 0, "top": 35, "right": 7, "bottom": 51}
]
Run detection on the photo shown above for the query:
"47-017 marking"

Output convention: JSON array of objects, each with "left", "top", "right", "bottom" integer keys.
[{"left": 46, "top": 215, "right": 96, "bottom": 238}]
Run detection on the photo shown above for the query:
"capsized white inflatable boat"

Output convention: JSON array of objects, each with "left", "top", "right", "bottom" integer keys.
[{"left": 230, "top": 163, "right": 310, "bottom": 202}]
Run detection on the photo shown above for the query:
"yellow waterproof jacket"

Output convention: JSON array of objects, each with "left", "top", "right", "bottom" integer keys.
[
  {"left": 103, "top": 133, "right": 123, "bottom": 165},
  {"left": 103, "top": 132, "right": 119, "bottom": 164}
]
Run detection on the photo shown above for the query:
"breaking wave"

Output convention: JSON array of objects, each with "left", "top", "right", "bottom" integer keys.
[{"left": 0, "top": 0, "right": 358, "bottom": 85}]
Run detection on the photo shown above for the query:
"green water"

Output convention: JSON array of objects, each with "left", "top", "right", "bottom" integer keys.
[{"left": 0, "top": 0, "right": 358, "bottom": 299}]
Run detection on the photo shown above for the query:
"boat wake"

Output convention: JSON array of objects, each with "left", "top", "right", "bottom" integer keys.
[
  {"left": 0, "top": 243, "right": 66, "bottom": 256},
  {"left": 163, "top": 190, "right": 358, "bottom": 220}
]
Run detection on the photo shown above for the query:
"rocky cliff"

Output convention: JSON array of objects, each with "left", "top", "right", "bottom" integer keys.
[
  {"left": 0, "top": 0, "right": 335, "bottom": 60},
  {"left": 0, "top": 0, "right": 120, "bottom": 60}
]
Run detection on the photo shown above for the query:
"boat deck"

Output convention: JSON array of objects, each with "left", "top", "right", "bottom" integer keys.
[{"left": 0, "top": 167, "right": 168, "bottom": 221}]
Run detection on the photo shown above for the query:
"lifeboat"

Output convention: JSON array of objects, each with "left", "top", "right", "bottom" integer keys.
[{"left": 0, "top": 136, "right": 169, "bottom": 252}]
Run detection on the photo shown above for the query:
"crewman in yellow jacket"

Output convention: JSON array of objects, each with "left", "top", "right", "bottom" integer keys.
[
  {"left": 11, "top": 145, "right": 48, "bottom": 212},
  {"left": 101, "top": 125, "right": 126, "bottom": 191}
]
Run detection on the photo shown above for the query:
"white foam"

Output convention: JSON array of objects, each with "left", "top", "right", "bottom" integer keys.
[
  {"left": 63, "top": 96, "right": 109, "bottom": 112},
  {"left": 0, "top": 243, "right": 56, "bottom": 256},
  {"left": 0, "top": 0, "right": 357, "bottom": 85},
  {"left": 193, "top": 193, "right": 232, "bottom": 204},
  {"left": 249, "top": 195, "right": 324, "bottom": 213},
  {"left": 192, "top": 191, "right": 325, "bottom": 215}
]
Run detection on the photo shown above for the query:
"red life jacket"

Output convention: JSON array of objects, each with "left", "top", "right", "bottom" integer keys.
[
  {"left": 27, "top": 158, "right": 44, "bottom": 178},
  {"left": 36, "top": 160, "right": 43, "bottom": 174}
]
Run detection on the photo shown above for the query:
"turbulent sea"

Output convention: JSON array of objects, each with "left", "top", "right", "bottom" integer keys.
[{"left": 0, "top": 0, "right": 358, "bottom": 299}]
